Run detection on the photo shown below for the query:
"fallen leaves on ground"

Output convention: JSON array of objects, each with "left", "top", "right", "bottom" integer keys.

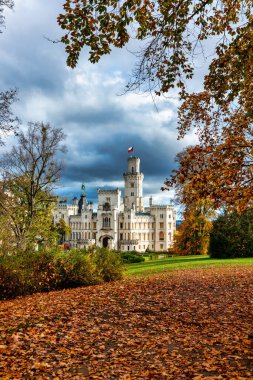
[{"left": 1, "top": 266, "right": 253, "bottom": 379}]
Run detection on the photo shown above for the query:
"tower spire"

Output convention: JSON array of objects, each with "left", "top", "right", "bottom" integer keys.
[{"left": 81, "top": 181, "right": 86, "bottom": 196}]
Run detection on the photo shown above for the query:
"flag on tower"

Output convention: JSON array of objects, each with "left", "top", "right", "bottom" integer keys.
[{"left": 128, "top": 146, "right": 134, "bottom": 153}]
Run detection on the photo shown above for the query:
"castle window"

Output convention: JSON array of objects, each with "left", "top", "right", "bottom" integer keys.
[
  {"left": 160, "top": 222, "right": 164, "bottom": 228},
  {"left": 160, "top": 244, "right": 163, "bottom": 249},
  {"left": 160, "top": 214, "right": 164, "bottom": 219},
  {"left": 106, "top": 197, "right": 110, "bottom": 202},
  {"left": 128, "top": 215, "right": 130, "bottom": 219},
  {"left": 120, "top": 233, "right": 123, "bottom": 240},
  {"left": 131, "top": 182, "right": 134, "bottom": 188},
  {"left": 103, "top": 202, "right": 111, "bottom": 211},
  {"left": 120, "top": 222, "right": 123, "bottom": 229},
  {"left": 159, "top": 231, "right": 164, "bottom": 241},
  {"left": 103, "top": 217, "right": 111, "bottom": 228},
  {"left": 131, "top": 167, "right": 134, "bottom": 174},
  {"left": 131, "top": 192, "right": 134, "bottom": 196}
]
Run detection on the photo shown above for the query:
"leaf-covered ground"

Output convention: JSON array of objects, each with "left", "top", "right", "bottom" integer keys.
[{"left": 1, "top": 266, "right": 253, "bottom": 379}]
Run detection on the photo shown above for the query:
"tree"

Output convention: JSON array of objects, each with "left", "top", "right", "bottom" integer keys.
[
  {"left": 163, "top": 148, "right": 214, "bottom": 255},
  {"left": 0, "top": 2, "right": 19, "bottom": 144},
  {"left": 0, "top": 88, "right": 19, "bottom": 145},
  {"left": 164, "top": 135, "right": 253, "bottom": 212},
  {"left": 209, "top": 210, "right": 253, "bottom": 258},
  {"left": 0, "top": 122, "right": 66, "bottom": 251},
  {"left": 57, "top": 1, "right": 252, "bottom": 97},
  {"left": 58, "top": 1, "right": 253, "bottom": 210},
  {"left": 56, "top": 217, "right": 72, "bottom": 244},
  {"left": 0, "top": 0, "right": 14, "bottom": 33},
  {"left": 174, "top": 200, "right": 213, "bottom": 256}
]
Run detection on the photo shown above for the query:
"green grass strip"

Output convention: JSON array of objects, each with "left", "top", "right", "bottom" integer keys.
[{"left": 126, "top": 255, "right": 253, "bottom": 277}]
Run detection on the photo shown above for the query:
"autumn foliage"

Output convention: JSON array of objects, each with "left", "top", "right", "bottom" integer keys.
[
  {"left": 57, "top": 1, "right": 253, "bottom": 211},
  {"left": 174, "top": 202, "right": 213, "bottom": 256},
  {"left": 0, "top": 247, "right": 124, "bottom": 299},
  {"left": 1, "top": 267, "right": 253, "bottom": 378}
]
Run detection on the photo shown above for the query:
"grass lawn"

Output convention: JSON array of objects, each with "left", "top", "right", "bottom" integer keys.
[{"left": 126, "top": 255, "right": 253, "bottom": 277}]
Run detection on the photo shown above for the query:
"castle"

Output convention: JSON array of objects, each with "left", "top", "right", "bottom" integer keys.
[{"left": 53, "top": 156, "right": 176, "bottom": 252}]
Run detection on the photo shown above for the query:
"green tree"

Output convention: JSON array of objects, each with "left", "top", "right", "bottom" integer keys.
[
  {"left": 209, "top": 210, "right": 253, "bottom": 258},
  {"left": 55, "top": 217, "right": 72, "bottom": 244},
  {"left": 0, "top": 122, "right": 66, "bottom": 252}
]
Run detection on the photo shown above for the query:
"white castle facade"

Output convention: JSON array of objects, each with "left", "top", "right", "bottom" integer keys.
[{"left": 54, "top": 157, "right": 176, "bottom": 252}]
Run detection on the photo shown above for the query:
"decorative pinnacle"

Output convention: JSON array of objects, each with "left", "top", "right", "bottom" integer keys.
[{"left": 81, "top": 181, "right": 86, "bottom": 196}]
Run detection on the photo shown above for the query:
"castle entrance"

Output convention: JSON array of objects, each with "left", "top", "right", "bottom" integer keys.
[{"left": 102, "top": 236, "right": 110, "bottom": 248}]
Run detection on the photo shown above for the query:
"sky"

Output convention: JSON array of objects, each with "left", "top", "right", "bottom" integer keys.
[{"left": 0, "top": 0, "right": 206, "bottom": 209}]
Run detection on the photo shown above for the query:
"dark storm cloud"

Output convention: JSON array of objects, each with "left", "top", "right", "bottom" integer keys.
[{"left": 59, "top": 105, "right": 124, "bottom": 126}]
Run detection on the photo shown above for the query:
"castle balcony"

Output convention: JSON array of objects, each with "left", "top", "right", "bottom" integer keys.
[
  {"left": 119, "top": 239, "right": 139, "bottom": 245},
  {"left": 101, "top": 226, "right": 113, "bottom": 230},
  {"left": 76, "top": 239, "right": 95, "bottom": 245}
]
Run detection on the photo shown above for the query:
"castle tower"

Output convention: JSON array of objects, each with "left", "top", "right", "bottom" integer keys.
[
  {"left": 123, "top": 157, "right": 144, "bottom": 212},
  {"left": 78, "top": 181, "right": 87, "bottom": 214}
]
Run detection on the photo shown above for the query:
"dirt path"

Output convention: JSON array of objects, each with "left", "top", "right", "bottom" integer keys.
[{"left": 1, "top": 266, "right": 253, "bottom": 379}]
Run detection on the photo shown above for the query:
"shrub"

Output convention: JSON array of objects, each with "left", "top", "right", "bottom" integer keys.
[
  {"left": 0, "top": 246, "right": 124, "bottom": 299},
  {"left": 28, "top": 250, "right": 59, "bottom": 292},
  {"left": 0, "top": 250, "right": 59, "bottom": 298},
  {"left": 121, "top": 251, "right": 145, "bottom": 263},
  {"left": 94, "top": 247, "right": 124, "bottom": 281},
  {"left": 209, "top": 210, "right": 253, "bottom": 258},
  {"left": 0, "top": 261, "right": 22, "bottom": 299},
  {"left": 54, "top": 249, "right": 101, "bottom": 287}
]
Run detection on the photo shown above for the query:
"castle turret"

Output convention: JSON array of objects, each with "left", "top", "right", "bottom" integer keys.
[
  {"left": 78, "top": 181, "right": 88, "bottom": 214},
  {"left": 72, "top": 197, "right": 78, "bottom": 206},
  {"left": 123, "top": 157, "right": 144, "bottom": 212}
]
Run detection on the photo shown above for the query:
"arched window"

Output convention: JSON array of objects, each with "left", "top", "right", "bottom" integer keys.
[{"left": 103, "top": 217, "right": 111, "bottom": 227}]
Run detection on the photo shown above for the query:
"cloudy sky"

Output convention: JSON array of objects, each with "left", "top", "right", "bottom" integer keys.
[{"left": 0, "top": 0, "right": 205, "bottom": 208}]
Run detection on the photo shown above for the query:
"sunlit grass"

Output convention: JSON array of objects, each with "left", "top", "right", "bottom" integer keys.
[{"left": 126, "top": 255, "right": 253, "bottom": 277}]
